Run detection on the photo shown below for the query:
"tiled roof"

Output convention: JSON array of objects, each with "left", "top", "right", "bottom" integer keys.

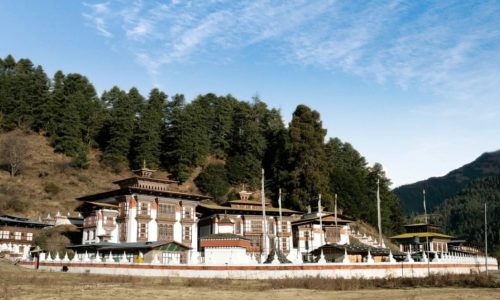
[
  {"left": 390, "top": 232, "right": 453, "bottom": 239},
  {"left": 198, "top": 203, "right": 300, "bottom": 214},
  {"left": 77, "top": 187, "right": 211, "bottom": 201},
  {"left": 0, "top": 216, "right": 50, "bottom": 228},
  {"left": 201, "top": 233, "right": 250, "bottom": 240},
  {"left": 313, "top": 243, "right": 405, "bottom": 256},
  {"left": 67, "top": 240, "right": 192, "bottom": 251}
]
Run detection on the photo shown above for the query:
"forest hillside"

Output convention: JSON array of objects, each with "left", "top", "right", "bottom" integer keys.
[
  {"left": 394, "top": 150, "right": 500, "bottom": 213},
  {"left": 0, "top": 54, "right": 404, "bottom": 234}
]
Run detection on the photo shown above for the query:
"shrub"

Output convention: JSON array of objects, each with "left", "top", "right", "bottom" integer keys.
[
  {"left": 43, "top": 182, "right": 61, "bottom": 196},
  {"left": 194, "top": 163, "right": 230, "bottom": 202}
]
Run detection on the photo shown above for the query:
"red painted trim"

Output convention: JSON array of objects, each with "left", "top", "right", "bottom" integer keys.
[{"left": 22, "top": 261, "right": 497, "bottom": 272}]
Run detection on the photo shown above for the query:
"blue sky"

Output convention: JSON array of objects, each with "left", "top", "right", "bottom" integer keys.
[{"left": 1, "top": 0, "right": 499, "bottom": 187}]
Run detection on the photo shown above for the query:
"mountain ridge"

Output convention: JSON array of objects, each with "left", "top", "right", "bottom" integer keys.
[{"left": 394, "top": 149, "right": 500, "bottom": 213}]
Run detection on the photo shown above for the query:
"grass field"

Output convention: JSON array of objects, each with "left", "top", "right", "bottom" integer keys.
[{"left": 1, "top": 261, "right": 499, "bottom": 300}]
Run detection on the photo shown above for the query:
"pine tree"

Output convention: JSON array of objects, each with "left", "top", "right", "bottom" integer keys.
[
  {"left": 210, "top": 94, "right": 236, "bottom": 159},
  {"left": 50, "top": 71, "right": 86, "bottom": 158},
  {"left": 325, "top": 138, "right": 369, "bottom": 218},
  {"left": 284, "top": 105, "right": 329, "bottom": 211},
  {"left": 226, "top": 101, "right": 266, "bottom": 188},
  {"left": 130, "top": 88, "right": 166, "bottom": 169},
  {"left": 101, "top": 86, "right": 135, "bottom": 172},
  {"left": 62, "top": 73, "right": 103, "bottom": 147},
  {"left": 162, "top": 94, "right": 211, "bottom": 181}
]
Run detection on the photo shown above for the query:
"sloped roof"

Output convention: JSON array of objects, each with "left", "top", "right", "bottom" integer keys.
[
  {"left": 390, "top": 232, "right": 453, "bottom": 239},
  {"left": 201, "top": 233, "right": 250, "bottom": 240},
  {"left": 67, "top": 240, "right": 191, "bottom": 251},
  {"left": 292, "top": 213, "right": 353, "bottom": 226},
  {"left": 0, "top": 215, "right": 50, "bottom": 228},
  {"left": 77, "top": 187, "right": 211, "bottom": 201},
  {"left": 313, "top": 243, "right": 405, "bottom": 256},
  {"left": 198, "top": 202, "right": 300, "bottom": 214}
]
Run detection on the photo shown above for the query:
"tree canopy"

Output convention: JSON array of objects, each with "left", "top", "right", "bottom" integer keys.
[{"left": 0, "top": 54, "right": 405, "bottom": 234}]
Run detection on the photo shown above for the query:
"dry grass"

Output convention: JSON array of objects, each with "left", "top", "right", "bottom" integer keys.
[
  {"left": 0, "top": 130, "right": 196, "bottom": 217},
  {"left": 350, "top": 220, "right": 400, "bottom": 251},
  {"left": 1, "top": 261, "right": 499, "bottom": 300}
]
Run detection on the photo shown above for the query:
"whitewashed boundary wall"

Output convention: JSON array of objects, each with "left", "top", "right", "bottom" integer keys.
[{"left": 19, "top": 260, "right": 498, "bottom": 279}]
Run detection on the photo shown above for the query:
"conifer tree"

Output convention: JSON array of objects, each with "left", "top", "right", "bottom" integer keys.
[
  {"left": 284, "top": 104, "right": 329, "bottom": 211},
  {"left": 131, "top": 88, "right": 166, "bottom": 169},
  {"left": 162, "top": 94, "right": 211, "bottom": 181},
  {"left": 226, "top": 101, "right": 266, "bottom": 187},
  {"left": 50, "top": 71, "right": 86, "bottom": 158},
  {"left": 62, "top": 73, "right": 103, "bottom": 147},
  {"left": 101, "top": 86, "right": 134, "bottom": 172},
  {"left": 325, "top": 138, "right": 370, "bottom": 218}
]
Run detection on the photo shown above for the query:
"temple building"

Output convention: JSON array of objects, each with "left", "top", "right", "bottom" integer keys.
[
  {"left": 0, "top": 214, "right": 51, "bottom": 258},
  {"left": 73, "top": 165, "right": 211, "bottom": 263},
  {"left": 391, "top": 223, "right": 453, "bottom": 254},
  {"left": 292, "top": 208, "right": 353, "bottom": 253},
  {"left": 197, "top": 190, "right": 300, "bottom": 262}
]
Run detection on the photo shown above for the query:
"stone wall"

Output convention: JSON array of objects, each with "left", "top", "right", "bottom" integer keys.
[{"left": 19, "top": 257, "right": 498, "bottom": 279}]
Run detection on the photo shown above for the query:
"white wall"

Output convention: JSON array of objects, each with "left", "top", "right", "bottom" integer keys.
[
  {"left": 204, "top": 247, "right": 253, "bottom": 265},
  {"left": 24, "top": 260, "right": 499, "bottom": 279}
]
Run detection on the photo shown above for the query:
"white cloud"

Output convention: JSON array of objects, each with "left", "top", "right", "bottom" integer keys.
[
  {"left": 79, "top": 0, "right": 500, "bottom": 185},
  {"left": 82, "top": 2, "right": 113, "bottom": 38},
  {"left": 81, "top": 0, "right": 500, "bottom": 118}
]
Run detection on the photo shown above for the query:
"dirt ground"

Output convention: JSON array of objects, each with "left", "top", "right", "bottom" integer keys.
[{"left": 1, "top": 262, "right": 498, "bottom": 300}]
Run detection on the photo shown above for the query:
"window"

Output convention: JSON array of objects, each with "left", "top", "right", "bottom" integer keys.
[
  {"left": 138, "top": 202, "right": 150, "bottom": 216},
  {"left": 119, "top": 222, "right": 127, "bottom": 242},
  {"left": 119, "top": 202, "right": 128, "bottom": 217},
  {"left": 303, "top": 231, "right": 310, "bottom": 250},
  {"left": 159, "top": 224, "right": 174, "bottom": 240},
  {"left": 280, "top": 222, "right": 288, "bottom": 233},
  {"left": 0, "top": 231, "right": 9, "bottom": 239},
  {"left": 159, "top": 203, "right": 176, "bottom": 216},
  {"left": 251, "top": 220, "right": 262, "bottom": 233},
  {"left": 138, "top": 223, "right": 148, "bottom": 240},
  {"left": 14, "top": 232, "right": 21, "bottom": 240},
  {"left": 234, "top": 221, "right": 241, "bottom": 234},
  {"left": 281, "top": 238, "right": 288, "bottom": 251},
  {"left": 27, "top": 232, "right": 33, "bottom": 241},
  {"left": 183, "top": 207, "right": 192, "bottom": 220},
  {"left": 183, "top": 226, "right": 191, "bottom": 242}
]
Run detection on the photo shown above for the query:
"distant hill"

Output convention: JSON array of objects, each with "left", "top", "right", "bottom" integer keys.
[
  {"left": 394, "top": 150, "right": 500, "bottom": 213},
  {"left": 436, "top": 175, "right": 500, "bottom": 257}
]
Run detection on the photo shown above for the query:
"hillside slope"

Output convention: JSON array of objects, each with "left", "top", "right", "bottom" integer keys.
[
  {"left": 394, "top": 150, "right": 500, "bottom": 213},
  {"left": 436, "top": 175, "right": 500, "bottom": 257},
  {"left": 0, "top": 130, "right": 199, "bottom": 218}
]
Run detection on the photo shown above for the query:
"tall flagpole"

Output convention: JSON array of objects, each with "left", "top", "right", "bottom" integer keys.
[
  {"left": 334, "top": 193, "right": 338, "bottom": 243},
  {"left": 423, "top": 189, "right": 428, "bottom": 224},
  {"left": 318, "top": 194, "right": 323, "bottom": 245},
  {"left": 261, "top": 168, "right": 268, "bottom": 259},
  {"left": 423, "top": 189, "right": 430, "bottom": 275},
  {"left": 278, "top": 188, "right": 283, "bottom": 253},
  {"left": 485, "top": 202, "right": 488, "bottom": 276},
  {"left": 377, "top": 178, "right": 383, "bottom": 248}
]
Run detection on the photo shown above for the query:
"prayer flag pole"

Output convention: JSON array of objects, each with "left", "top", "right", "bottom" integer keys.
[
  {"left": 377, "top": 178, "right": 383, "bottom": 248},
  {"left": 485, "top": 202, "right": 488, "bottom": 276},
  {"left": 261, "top": 169, "right": 268, "bottom": 260}
]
